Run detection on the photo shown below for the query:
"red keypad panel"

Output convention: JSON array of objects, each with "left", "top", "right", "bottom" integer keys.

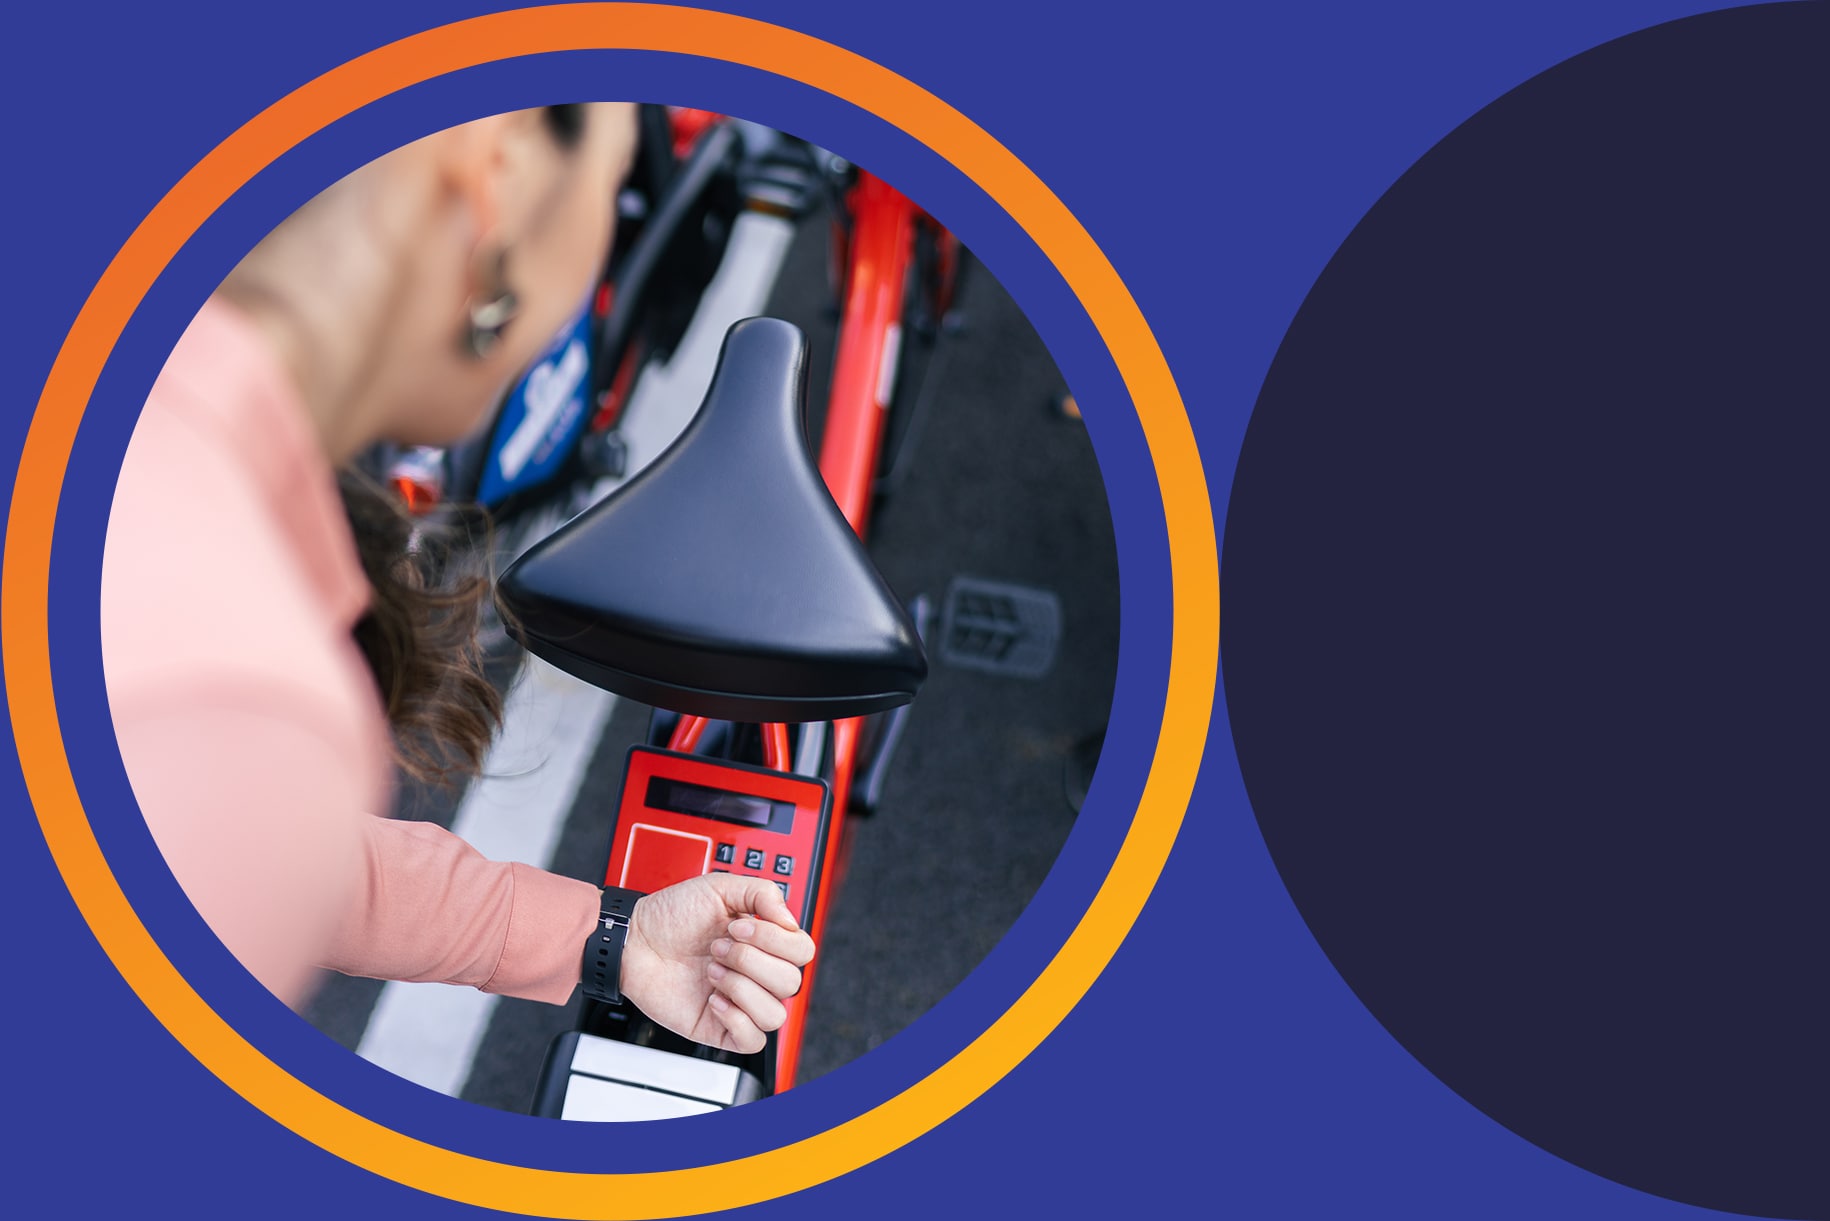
[{"left": 606, "top": 747, "right": 831, "bottom": 930}]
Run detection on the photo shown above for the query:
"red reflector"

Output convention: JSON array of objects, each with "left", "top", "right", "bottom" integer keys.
[
  {"left": 667, "top": 107, "right": 723, "bottom": 159},
  {"left": 392, "top": 476, "right": 439, "bottom": 514}
]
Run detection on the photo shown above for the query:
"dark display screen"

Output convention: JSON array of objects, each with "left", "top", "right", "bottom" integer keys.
[{"left": 645, "top": 776, "right": 793, "bottom": 831}]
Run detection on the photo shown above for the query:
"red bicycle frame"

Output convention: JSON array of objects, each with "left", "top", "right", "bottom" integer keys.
[
  {"left": 787, "top": 173, "right": 922, "bottom": 1087},
  {"left": 656, "top": 170, "right": 936, "bottom": 1090}
]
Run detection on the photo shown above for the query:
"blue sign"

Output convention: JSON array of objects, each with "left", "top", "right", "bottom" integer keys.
[{"left": 475, "top": 300, "right": 594, "bottom": 507}]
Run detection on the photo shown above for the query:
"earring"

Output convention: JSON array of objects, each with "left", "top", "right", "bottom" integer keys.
[{"left": 464, "top": 250, "right": 519, "bottom": 359}]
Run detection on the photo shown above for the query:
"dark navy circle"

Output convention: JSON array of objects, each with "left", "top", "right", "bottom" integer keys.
[{"left": 1223, "top": 3, "right": 1827, "bottom": 1216}]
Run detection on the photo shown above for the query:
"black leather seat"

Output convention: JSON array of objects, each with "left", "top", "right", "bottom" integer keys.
[{"left": 497, "top": 318, "right": 928, "bottom": 722}]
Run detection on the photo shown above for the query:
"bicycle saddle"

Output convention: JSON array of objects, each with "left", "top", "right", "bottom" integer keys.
[{"left": 497, "top": 317, "right": 927, "bottom": 722}]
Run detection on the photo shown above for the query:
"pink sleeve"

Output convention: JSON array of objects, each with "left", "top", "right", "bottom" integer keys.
[
  {"left": 320, "top": 816, "right": 603, "bottom": 1005},
  {"left": 113, "top": 688, "right": 372, "bottom": 1008},
  {"left": 117, "top": 686, "right": 601, "bottom": 1008}
]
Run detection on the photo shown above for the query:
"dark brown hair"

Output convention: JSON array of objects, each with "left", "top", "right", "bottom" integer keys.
[
  {"left": 339, "top": 469, "right": 505, "bottom": 785},
  {"left": 542, "top": 102, "right": 586, "bottom": 146}
]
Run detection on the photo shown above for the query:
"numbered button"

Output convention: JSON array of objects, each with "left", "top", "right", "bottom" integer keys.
[
  {"left": 773, "top": 855, "right": 793, "bottom": 877},
  {"left": 744, "top": 847, "right": 766, "bottom": 871},
  {"left": 715, "top": 843, "right": 735, "bottom": 865},
  {"left": 774, "top": 881, "right": 791, "bottom": 903}
]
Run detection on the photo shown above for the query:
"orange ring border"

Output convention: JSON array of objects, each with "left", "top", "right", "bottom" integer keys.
[{"left": 1, "top": 5, "right": 1218, "bottom": 1217}]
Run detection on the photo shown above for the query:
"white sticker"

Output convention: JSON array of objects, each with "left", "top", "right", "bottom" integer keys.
[
  {"left": 498, "top": 337, "right": 588, "bottom": 481},
  {"left": 874, "top": 322, "right": 903, "bottom": 410}
]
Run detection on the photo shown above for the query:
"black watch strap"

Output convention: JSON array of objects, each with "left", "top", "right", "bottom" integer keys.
[{"left": 583, "top": 887, "right": 644, "bottom": 1005}]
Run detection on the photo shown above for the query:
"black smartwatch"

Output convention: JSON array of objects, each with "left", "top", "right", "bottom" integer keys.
[{"left": 583, "top": 887, "right": 644, "bottom": 1005}]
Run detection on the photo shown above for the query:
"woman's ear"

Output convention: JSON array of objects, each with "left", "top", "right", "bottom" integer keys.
[
  {"left": 429, "top": 114, "right": 502, "bottom": 248},
  {"left": 439, "top": 109, "right": 563, "bottom": 265},
  {"left": 426, "top": 109, "right": 581, "bottom": 364}
]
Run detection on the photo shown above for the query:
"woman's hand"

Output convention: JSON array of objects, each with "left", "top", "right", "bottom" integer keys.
[{"left": 619, "top": 875, "right": 817, "bottom": 1053}]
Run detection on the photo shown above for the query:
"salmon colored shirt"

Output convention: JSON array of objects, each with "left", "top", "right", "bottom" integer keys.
[{"left": 100, "top": 298, "right": 601, "bottom": 1008}]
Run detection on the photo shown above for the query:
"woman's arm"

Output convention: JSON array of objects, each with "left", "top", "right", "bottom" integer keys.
[
  {"left": 326, "top": 818, "right": 817, "bottom": 1053},
  {"left": 321, "top": 815, "right": 600, "bottom": 1003}
]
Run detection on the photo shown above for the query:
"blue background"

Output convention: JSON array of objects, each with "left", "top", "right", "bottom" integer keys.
[{"left": 0, "top": 1, "right": 1785, "bottom": 1217}]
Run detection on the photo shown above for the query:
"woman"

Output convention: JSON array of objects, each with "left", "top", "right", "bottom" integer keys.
[{"left": 100, "top": 103, "right": 813, "bottom": 1056}]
